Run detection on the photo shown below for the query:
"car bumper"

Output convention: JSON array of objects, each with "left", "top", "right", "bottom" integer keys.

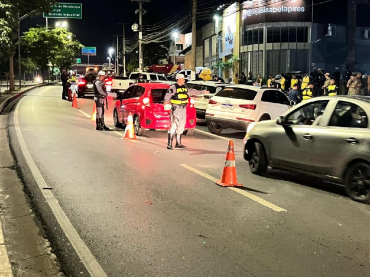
[
  {"left": 205, "top": 115, "right": 252, "bottom": 131},
  {"left": 140, "top": 108, "right": 197, "bottom": 130}
]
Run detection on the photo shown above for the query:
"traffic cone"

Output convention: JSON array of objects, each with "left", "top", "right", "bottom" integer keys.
[
  {"left": 123, "top": 113, "right": 137, "bottom": 140},
  {"left": 216, "top": 140, "right": 243, "bottom": 187},
  {"left": 91, "top": 102, "right": 96, "bottom": 121},
  {"left": 72, "top": 94, "right": 78, "bottom": 108},
  {"left": 68, "top": 88, "right": 72, "bottom": 101}
]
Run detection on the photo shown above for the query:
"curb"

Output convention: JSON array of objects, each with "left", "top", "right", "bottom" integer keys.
[{"left": 0, "top": 82, "right": 55, "bottom": 115}]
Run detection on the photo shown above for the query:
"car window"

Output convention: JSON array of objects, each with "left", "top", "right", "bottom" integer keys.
[
  {"left": 201, "top": 85, "right": 216, "bottom": 94},
  {"left": 187, "top": 83, "right": 203, "bottom": 90},
  {"left": 261, "top": 90, "right": 277, "bottom": 103},
  {"left": 151, "top": 89, "right": 168, "bottom": 103},
  {"left": 123, "top": 86, "right": 136, "bottom": 99},
  {"left": 150, "top": 74, "right": 157, "bottom": 81},
  {"left": 216, "top": 88, "right": 257, "bottom": 100},
  {"left": 276, "top": 91, "right": 290, "bottom": 105},
  {"left": 158, "top": 75, "right": 167, "bottom": 81},
  {"left": 328, "top": 101, "right": 368, "bottom": 128},
  {"left": 286, "top": 100, "right": 329, "bottom": 125}
]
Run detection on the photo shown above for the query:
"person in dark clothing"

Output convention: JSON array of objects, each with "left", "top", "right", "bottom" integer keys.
[
  {"left": 239, "top": 72, "right": 247, "bottom": 84},
  {"left": 315, "top": 69, "right": 325, "bottom": 96},
  {"left": 247, "top": 72, "right": 254, "bottom": 85},
  {"left": 137, "top": 74, "right": 146, "bottom": 83},
  {"left": 61, "top": 70, "right": 68, "bottom": 100},
  {"left": 270, "top": 77, "right": 278, "bottom": 89},
  {"left": 288, "top": 84, "right": 301, "bottom": 105},
  {"left": 344, "top": 66, "right": 352, "bottom": 93},
  {"left": 332, "top": 67, "right": 340, "bottom": 87},
  {"left": 94, "top": 71, "right": 109, "bottom": 131}
]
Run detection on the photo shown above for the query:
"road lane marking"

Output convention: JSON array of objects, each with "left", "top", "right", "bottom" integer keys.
[
  {"left": 78, "top": 109, "right": 91, "bottom": 118},
  {"left": 14, "top": 97, "right": 108, "bottom": 277},
  {"left": 180, "top": 164, "right": 287, "bottom": 212},
  {"left": 194, "top": 128, "right": 230, "bottom": 141}
]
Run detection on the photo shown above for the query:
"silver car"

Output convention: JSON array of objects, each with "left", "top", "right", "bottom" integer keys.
[{"left": 244, "top": 95, "right": 370, "bottom": 204}]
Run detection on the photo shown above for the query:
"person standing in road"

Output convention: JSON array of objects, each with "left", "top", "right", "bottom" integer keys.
[
  {"left": 316, "top": 69, "right": 325, "bottom": 96},
  {"left": 301, "top": 73, "right": 310, "bottom": 91},
  {"left": 322, "top": 73, "right": 331, "bottom": 95},
  {"left": 288, "top": 84, "right": 301, "bottom": 105},
  {"left": 347, "top": 75, "right": 356, "bottom": 95},
  {"left": 344, "top": 66, "right": 352, "bottom": 93},
  {"left": 332, "top": 67, "right": 340, "bottom": 87},
  {"left": 137, "top": 74, "right": 146, "bottom": 83},
  {"left": 267, "top": 74, "right": 273, "bottom": 87},
  {"left": 290, "top": 75, "right": 299, "bottom": 90},
  {"left": 355, "top": 72, "right": 363, "bottom": 95},
  {"left": 164, "top": 74, "right": 189, "bottom": 150},
  {"left": 280, "top": 75, "right": 286, "bottom": 92},
  {"left": 326, "top": 79, "right": 338, "bottom": 96},
  {"left": 247, "top": 72, "right": 254, "bottom": 85},
  {"left": 68, "top": 72, "right": 78, "bottom": 99},
  {"left": 239, "top": 72, "right": 247, "bottom": 84},
  {"left": 93, "top": 71, "right": 110, "bottom": 131},
  {"left": 61, "top": 70, "right": 68, "bottom": 100},
  {"left": 302, "top": 82, "right": 315, "bottom": 101}
]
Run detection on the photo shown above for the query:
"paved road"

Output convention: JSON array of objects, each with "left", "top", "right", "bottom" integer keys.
[{"left": 7, "top": 85, "right": 370, "bottom": 277}]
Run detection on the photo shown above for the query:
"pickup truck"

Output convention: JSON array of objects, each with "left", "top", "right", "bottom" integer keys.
[{"left": 107, "top": 72, "right": 168, "bottom": 93}]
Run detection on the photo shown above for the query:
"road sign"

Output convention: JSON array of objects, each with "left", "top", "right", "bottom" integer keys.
[
  {"left": 75, "top": 58, "right": 81, "bottom": 64},
  {"left": 81, "top": 47, "right": 96, "bottom": 56},
  {"left": 43, "top": 3, "right": 82, "bottom": 19}
]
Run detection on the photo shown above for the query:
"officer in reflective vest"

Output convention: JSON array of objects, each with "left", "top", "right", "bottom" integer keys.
[
  {"left": 164, "top": 74, "right": 189, "bottom": 150},
  {"left": 301, "top": 82, "right": 315, "bottom": 102},
  {"left": 280, "top": 76, "right": 286, "bottom": 92},
  {"left": 93, "top": 71, "right": 110, "bottom": 131},
  {"left": 301, "top": 74, "right": 310, "bottom": 90},
  {"left": 326, "top": 79, "right": 338, "bottom": 96},
  {"left": 290, "top": 75, "right": 299, "bottom": 90}
]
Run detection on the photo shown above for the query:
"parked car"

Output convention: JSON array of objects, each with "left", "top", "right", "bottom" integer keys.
[
  {"left": 205, "top": 85, "right": 291, "bottom": 135},
  {"left": 244, "top": 95, "right": 370, "bottom": 204},
  {"left": 77, "top": 73, "right": 97, "bottom": 97},
  {"left": 113, "top": 83, "right": 196, "bottom": 136},
  {"left": 187, "top": 81, "right": 229, "bottom": 119}
]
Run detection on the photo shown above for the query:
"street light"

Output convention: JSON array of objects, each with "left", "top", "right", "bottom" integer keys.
[
  {"left": 55, "top": 21, "right": 68, "bottom": 28},
  {"left": 108, "top": 47, "right": 114, "bottom": 68},
  {"left": 172, "top": 31, "right": 179, "bottom": 65},
  {"left": 67, "top": 34, "right": 72, "bottom": 40}
]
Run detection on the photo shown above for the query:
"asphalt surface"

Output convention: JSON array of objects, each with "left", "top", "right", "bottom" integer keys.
[{"left": 7, "top": 85, "right": 370, "bottom": 277}]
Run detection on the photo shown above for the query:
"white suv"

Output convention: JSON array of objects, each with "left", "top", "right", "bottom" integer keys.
[
  {"left": 187, "top": 81, "right": 228, "bottom": 119},
  {"left": 205, "top": 85, "right": 291, "bottom": 135}
]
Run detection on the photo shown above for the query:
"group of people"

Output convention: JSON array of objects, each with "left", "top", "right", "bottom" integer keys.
[{"left": 61, "top": 70, "right": 78, "bottom": 100}]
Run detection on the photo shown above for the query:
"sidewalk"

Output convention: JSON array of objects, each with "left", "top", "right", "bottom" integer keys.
[{"left": 0, "top": 83, "right": 62, "bottom": 276}]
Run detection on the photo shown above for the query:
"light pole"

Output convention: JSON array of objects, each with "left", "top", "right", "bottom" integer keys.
[
  {"left": 213, "top": 14, "right": 220, "bottom": 76},
  {"left": 172, "top": 31, "right": 178, "bottom": 66},
  {"left": 108, "top": 47, "right": 114, "bottom": 69}
]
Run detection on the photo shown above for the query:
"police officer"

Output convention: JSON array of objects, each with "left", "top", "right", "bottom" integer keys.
[
  {"left": 302, "top": 82, "right": 315, "bottom": 102},
  {"left": 164, "top": 74, "right": 189, "bottom": 150},
  {"left": 94, "top": 71, "right": 110, "bottom": 131},
  {"left": 137, "top": 74, "right": 146, "bottom": 83},
  {"left": 301, "top": 73, "right": 310, "bottom": 91},
  {"left": 326, "top": 79, "right": 338, "bottom": 96},
  {"left": 61, "top": 70, "right": 68, "bottom": 100}
]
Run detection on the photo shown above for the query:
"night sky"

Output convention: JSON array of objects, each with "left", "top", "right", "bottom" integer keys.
[{"left": 21, "top": 0, "right": 226, "bottom": 63}]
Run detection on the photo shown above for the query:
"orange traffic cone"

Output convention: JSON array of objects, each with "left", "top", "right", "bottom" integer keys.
[
  {"left": 72, "top": 94, "right": 78, "bottom": 108},
  {"left": 123, "top": 113, "right": 137, "bottom": 140},
  {"left": 216, "top": 140, "right": 243, "bottom": 187},
  {"left": 91, "top": 102, "right": 96, "bottom": 121},
  {"left": 68, "top": 89, "right": 72, "bottom": 101}
]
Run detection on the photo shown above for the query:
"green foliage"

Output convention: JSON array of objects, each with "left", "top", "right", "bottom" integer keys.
[
  {"left": 127, "top": 58, "right": 139, "bottom": 73},
  {"left": 212, "top": 55, "right": 240, "bottom": 73},
  {"left": 21, "top": 57, "right": 37, "bottom": 73},
  {"left": 0, "top": 1, "right": 18, "bottom": 60},
  {"left": 143, "top": 42, "right": 170, "bottom": 66}
]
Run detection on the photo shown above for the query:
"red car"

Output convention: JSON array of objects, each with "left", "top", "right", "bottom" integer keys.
[{"left": 113, "top": 83, "right": 196, "bottom": 136}]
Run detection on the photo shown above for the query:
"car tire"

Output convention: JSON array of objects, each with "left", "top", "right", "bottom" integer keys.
[
  {"left": 134, "top": 116, "right": 145, "bottom": 136},
  {"left": 343, "top": 162, "right": 370, "bottom": 204},
  {"left": 259, "top": 114, "right": 271, "bottom": 122},
  {"left": 249, "top": 142, "right": 268, "bottom": 175},
  {"left": 183, "top": 128, "right": 194, "bottom": 136},
  {"left": 207, "top": 121, "right": 222, "bottom": 135},
  {"left": 113, "top": 109, "right": 122, "bottom": 128}
]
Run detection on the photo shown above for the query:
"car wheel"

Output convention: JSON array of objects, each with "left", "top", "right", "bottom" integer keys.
[
  {"left": 183, "top": 128, "right": 194, "bottom": 136},
  {"left": 344, "top": 162, "right": 370, "bottom": 204},
  {"left": 207, "top": 121, "right": 222, "bottom": 135},
  {"left": 113, "top": 109, "right": 122, "bottom": 128},
  {"left": 134, "top": 116, "right": 145, "bottom": 136},
  {"left": 249, "top": 142, "right": 268, "bottom": 175},
  {"left": 259, "top": 114, "right": 271, "bottom": 122}
]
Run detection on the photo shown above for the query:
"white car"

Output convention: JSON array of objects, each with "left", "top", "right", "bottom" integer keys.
[
  {"left": 187, "top": 81, "right": 229, "bottom": 119},
  {"left": 205, "top": 85, "right": 291, "bottom": 135}
]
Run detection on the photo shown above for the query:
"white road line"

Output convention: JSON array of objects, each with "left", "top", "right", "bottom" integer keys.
[
  {"left": 194, "top": 128, "right": 230, "bottom": 141},
  {"left": 180, "top": 164, "right": 287, "bottom": 212},
  {"left": 78, "top": 109, "right": 91, "bottom": 118},
  {"left": 14, "top": 97, "right": 108, "bottom": 277}
]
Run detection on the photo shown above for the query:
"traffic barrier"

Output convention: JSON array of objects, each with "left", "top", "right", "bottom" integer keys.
[
  {"left": 123, "top": 113, "right": 137, "bottom": 140},
  {"left": 216, "top": 140, "right": 243, "bottom": 187},
  {"left": 91, "top": 102, "right": 96, "bottom": 121},
  {"left": 68, "top": 88, "right": 72, "bottom": 101},
  {"left": 72, "top": 94, "right": 78, "bottom": 108}
]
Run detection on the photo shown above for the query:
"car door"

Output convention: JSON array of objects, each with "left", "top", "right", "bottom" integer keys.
[
  {"left": 308, "top": 100, "right": 370, "bottom": 177},
  {"left": 124, "top": 85, "right": 145, "bottom": 120},
  {"left": 119, "top": 86, "right": 136, "bottom": 121},
  {"left": 260, "top": 90, "right": 291, "bottom": 119},
  {"left": 269, "top": 100, "right": 330, "bottom": 172}
]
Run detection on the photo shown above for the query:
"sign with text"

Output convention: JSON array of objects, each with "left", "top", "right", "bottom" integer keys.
[
  {"left": 43, "top": 3, "right": 82, "bottom": 19},
  {"left": 81, "top": 47, "right": 96, "bottom": 56},
  {"left": 75, "top": 58, "right": 81, "bottom": 63}
]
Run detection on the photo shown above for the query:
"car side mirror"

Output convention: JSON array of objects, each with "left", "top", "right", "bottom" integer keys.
[{"left": 276, "top": 116, "right": 285, "bottom": 125}]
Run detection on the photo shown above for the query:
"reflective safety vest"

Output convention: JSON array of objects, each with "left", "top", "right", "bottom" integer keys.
[
  {"left": 267, "top": 78, "right": 272, "bottom": 87},
  {"left": 301, "top": 76, "right": 310, "bottom": 90},
  {"left": 68, "top": 76, "right": 77, "bottom": 83},
  {"left": 327, "top": 84, "right": 338, "bottom": 96},
  {"left": 302, "top": 88, "right": 313, "bottom": 101},
  {"left": 281, "top": 77, "right": 286, "bottom": 90},
  {"left": 170, "top": 84, "right": 189, "bottom": 106},
  {"left": 291, "top": 78, "right": 298, "bottom": 88}
]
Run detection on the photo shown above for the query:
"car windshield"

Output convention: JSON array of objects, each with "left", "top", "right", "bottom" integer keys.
[
  {"left": 84, "top": 74, "right": 97, "bottom": 83},
  {"left": 158, "top": 76, "right": 167, "bottom": 81},
  {"left": 130, "top": 74, "right": 147, "bottom": 80},
  {"left": 216, "top": 88, "right": 257, "bottom": 100},
  {"left": 151, "top": 89, "right": 168, "bottom": 103}
]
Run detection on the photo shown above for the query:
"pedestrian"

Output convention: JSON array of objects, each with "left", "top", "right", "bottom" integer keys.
[
  {"left": 164, "top": 74, "right": 189, "bottom": 150},
  {"left": 301, "top": 73, "right": 310, "bottom": 90},
  {"left": 347, "top": 75, "right": 356, "bottom": 95},
  {"left": 302, "top": 82, "right": 315, "bottom": 101},
  {"left": 322, "top": 73, "right": 331, "bottom": 95},
  {"left": 61, "top": 70, "right": 68, "bottom": 100},
  {"left": 254, "top": 74, "right": 262, "bottom": 87},
  {"left": 344, "top": 66, "right": 352, "bottom": 93},
  {"left": 137, "top": 74, "right": 146, "bottom": 83},
  {"left": 267, "top": 74, "right": 273, "bottom": 88},
  {"left": 290, "top": 75, "right": 299, "bottom": 90},
  {"left": 239, "top": 72, "right": 247, "bottom": 84},
  {"left": 67, "top": 72, "right": 78, "bottom": 99},
  {"left": 332, "top": 67, "right": 340, "bottom": 87},
  {"left": 288, "top": 84, "right": 301, "bottom": 105},
  {"left": 316, "top": 69, "right": 325, "bottom": 96},
  {"left": 93, "top": 71, "right": 110, "bottom": 131},
  {"left": 280, "top": 75, "right": 286, "bottom": 92},
  {"left": 355, "top": 72, "right": 363, "bottom": 95},
  {"left": 270, "top": 77, "right": 278, "bottom": 89},
  {"left": 247, "top": 71, "right": 254, "bottom": 85},
  {"left": 326, "top": 79, "right": 338, "bottom": 96}
]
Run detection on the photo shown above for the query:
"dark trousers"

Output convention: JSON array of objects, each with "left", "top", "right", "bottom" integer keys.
[{"left": 62, "top": 82, "right": 68, "bottom": 98}]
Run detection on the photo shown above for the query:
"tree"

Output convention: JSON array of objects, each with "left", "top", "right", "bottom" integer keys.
[
  {"left": 213, "top": 55, "right": 240, "bottom": 80},
  {"left": 143, "top": 42, "right": 170, "bottom": 66},
  {"left": 127, "top": 57, "right": 139, "bottom": 73}
]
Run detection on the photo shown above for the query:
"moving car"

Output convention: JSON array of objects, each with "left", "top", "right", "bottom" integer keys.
[
  {"left": 244, "top": 95, "right": 370, "bottom": 204},
  {"left": 187, "top": 81, "right": 228, "bottom": 119},
  {"left": 77, "top": 73, "right": 97, "bottom": 97},
  {"left": 113, "top": 83, "right": 196, "bottom": 136},
  {"left": 205, "top": 85, "right": 291, "bottom": 135}
]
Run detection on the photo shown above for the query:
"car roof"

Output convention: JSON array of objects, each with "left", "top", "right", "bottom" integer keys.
[
  {"left": 222, "top": 84, "right": 281, "bottom": 92},
  {"left": 187, "top": 81, "right": 227, "bottom": 87}
]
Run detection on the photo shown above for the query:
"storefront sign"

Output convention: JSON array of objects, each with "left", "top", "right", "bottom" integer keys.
[{"left": 223, "top": 3, "right": 237, "bottom": 52}]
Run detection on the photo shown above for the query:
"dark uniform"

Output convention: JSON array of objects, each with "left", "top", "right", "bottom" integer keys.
[
  {"left": 93, "top": 78, "right": 109, "bottom": 130},
  {"left": 61, "top": 71, "right": 68, "bottom": 99},
  {"left": 164, "top": 83, "right": 189, "bottom": 149}
]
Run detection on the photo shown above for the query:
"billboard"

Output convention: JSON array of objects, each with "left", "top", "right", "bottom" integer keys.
[
  {"left": 81, "top": 47, "right": 96, "bottom": 56},
  {"left": 43, "top": 3, "right": 82, "bottom": 19},
  {"left": 242, "top": 0, "right": 311, "bottom": 25},
  {"left": 223, "top": 3, "right": 237, "bottom": 51}
]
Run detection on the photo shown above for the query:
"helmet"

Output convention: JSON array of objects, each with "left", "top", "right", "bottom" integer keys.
[
  {"left": 98, "top": 71, "right": 105, "bottom": 76},
  {"left": 176, "top": 74, "right": 185, "bottom": 80}
]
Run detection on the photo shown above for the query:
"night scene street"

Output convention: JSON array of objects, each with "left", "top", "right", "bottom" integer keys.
[{"left": 1, "top": 1, "right": 370, "bottom": 277}]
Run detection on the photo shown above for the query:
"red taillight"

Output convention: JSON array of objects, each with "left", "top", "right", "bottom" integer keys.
[
  {"left": 239, "top": 104, "right": 256, "bottom": 110},
  {"left": 209, "top": 99, "right": 217, "bottom": 104},
  {"left": 78, "top": 80, "right": 86, "bottom": 85},
  {"left": 105, "top": 81, "right": 112, "bottom": 85}
]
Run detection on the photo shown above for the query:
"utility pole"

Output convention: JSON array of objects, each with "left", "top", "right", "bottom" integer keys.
[
  {"left": 116, "top": 35, "right": 119, "bottom": 75},
  {"left": 191, "top": 0, "right": 197, "bottom": 71},
  {"left": 131, "top": 0, "right": 150, "bottom": 72},
  {"left": 119, "top": 23, "right": 127, "bottom": 77}
]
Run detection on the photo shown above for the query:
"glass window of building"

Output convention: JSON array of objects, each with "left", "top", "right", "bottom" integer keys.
[
  {"left": 243, "top": 28, "right": 263, "bottom": 45},
  {"left": 289, "top": 26, "right": 297, "bottom": 42},
  {"left": 297, "top": 26, "right": 308, "bottom": 42},
  {"left": 204, "top": 39, "right": 210, "bottom": 58}
]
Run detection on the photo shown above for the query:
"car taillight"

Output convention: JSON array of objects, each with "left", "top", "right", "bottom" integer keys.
[
  {"left": 209, "top": 99, "right": 217, "bottom": 104},
  {"left": 78, "top": 80, "right": 86, "bottom": 85},
  {"left": 239, "top": 104, "right": 256, "bottom": 110},
  {"left": 105, "top": 81, "right": 112, "bottom": 85}
]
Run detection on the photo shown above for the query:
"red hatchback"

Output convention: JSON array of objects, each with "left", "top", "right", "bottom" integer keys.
[{"left": 113, "top": 83, "right": 196, "bottom": 136}]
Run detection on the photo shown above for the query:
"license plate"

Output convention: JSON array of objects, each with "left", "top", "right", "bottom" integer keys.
[
  {"left": 87, "top": 84, "right": 93, "bottom": 88},
  {"left": 106, "top": 85, "right": 111, "bottom": 92},
  {"left": 222, "top": 103, "right": 233, "bottom": 110}
]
